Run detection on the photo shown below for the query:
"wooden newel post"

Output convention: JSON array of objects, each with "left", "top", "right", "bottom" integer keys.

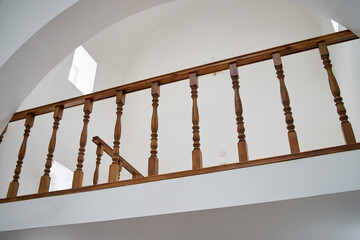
[
  {"left": 0, "top": 124, "right": 8, "bottom": 145},
  {"left": 38, "top": 106, "right": 64, "bottom": 193},
  {"left": 108, "top": 90, "right": 125, "bottom": 183},
  {"left": 148, "top": 82, "right": 160, "bottom": 176},
  {"left": 229, "top": 63, "right": 248, "bottom": 162},
  {"left": 93, "top": 144, "right": 103, "bottom": 185},
  {"left": 72, "top": 99, "right": 93, "bottom": 188},
  {"left": 7, "top": 114, "right": 35, "bottom": 198},
  {"left": 318, "top": 41, "right": 356, "bottom": 144},
  {"left": 189, "top": 73, "right": 203, "bottom": 169},
  {"left": 272, "top": 53, "right": 300, "bottom": 153}
]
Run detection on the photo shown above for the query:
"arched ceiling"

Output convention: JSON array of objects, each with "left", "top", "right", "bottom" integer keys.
[
  {"left": 0, "top": 0, "right": 78, "bottom": 68},
  {"left": 289, "top": 0, "right": 360, "bottom": 36},
  {"left": 0, "top": 0, "right": 173, "bottom": 131},
  {"left": 0, "top": 0, "right": 359, "bottom": 133}
]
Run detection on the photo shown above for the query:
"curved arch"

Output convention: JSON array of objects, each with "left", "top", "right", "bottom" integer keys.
[
  {"left": 0, "top": 0, "right": 359, "bottom": 133},
  {"left": 0, "top": 0, "right": 173, "bottom": 131},
  {"left": 288, "top": 0, "right": 360, "bottom": 36}
]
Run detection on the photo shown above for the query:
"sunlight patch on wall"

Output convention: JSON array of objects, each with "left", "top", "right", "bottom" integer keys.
[
  {"left": 68, "top": 45, "right": 97, "bottom": 94},
  {"left": 331, "top": 20, "right": 346, "bottom": 33},
  {"left": 49, "top": 161, "right": 73, "bottom": 191},
  {"left": 331, "top": 20, "right": 339, "bottom": 32}
]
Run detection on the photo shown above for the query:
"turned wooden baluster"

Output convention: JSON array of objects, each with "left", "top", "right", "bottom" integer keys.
[
  {"left": 93, "top": 144, "right": 104, "bottom": 185},
  {"left": 108, "top": 90, "right": 125, "bottom": 183},
  {"left": 148, "top": 82, "right": 160, "bottom": 176},
  {"left": 272, "top": 53, "right": 300, "bottom": 153},
  {"left": 229, "top": 63, "right": 248, "bottom": 162},
  {"left": 0, "top": 124, "right": 8, "bottom": 145},
  {"left": 318, "top": 41, "right": 356, "bottom": 144},
  {"left": 189, "top": 73, "right": 203, "bottom": 169},
  {"left": 38, "top": 106, "right": 64, "bottom": 193},
  {"left": 72, "top": 99, "right": 93, "bottom": 188},
  {"left": 7, "top": 114, "right": 35, "bottom": 198}
]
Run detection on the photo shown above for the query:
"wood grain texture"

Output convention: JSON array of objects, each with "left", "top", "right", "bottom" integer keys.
[
  {"left": 93, "top": 144, "right": 104, "bottom": 185},
  {"left": 109, "top": 91, "right": 125, "bottom": 183},
  {"left": 38, "top": 106, "right": 63, "bottom": 194},
  {"left": 318, "top": 42, "right": 356, "bottom": 145},
  {"left": 229, "top": 63, "right": 248, "bottom": 162},
  {"left": 189, "top": 73, "right": 203, "bottom": 169},
  {"left": 92, "top": 136, "right": 143, "bottom": 178},
  {"left": 0, "top": 124, "right": 8, "bottom": 144},
  {"left": 72, "top": 99, "right": 93, "bottom": 189},
  {"left": 272, "top": 53, "right": 300, "bottom": 153},
  {"left": 2, "top": 143, "right": 359, "bottom": 203},
  {"left": 148, "top": 82, "right": 160, "bottom": 176},
  {"left": 9, "top": 31, "right": 358, "bottom": 122},
  {"left": 7, "top": 114, "right": 35, "bottom": 198}
]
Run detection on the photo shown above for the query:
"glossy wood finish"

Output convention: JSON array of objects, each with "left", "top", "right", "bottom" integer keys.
[
  {"left": 318, "top": 42, "right": 356, "bottom": 144},
  {"left": 148, "top": 82, "right": 160, "bottom": 176},
  {"left": 9, "top": 31, "right": 358, "bottom": 123},
  {"left": 229, "top": 63, "right": 248, "bottom": 162},
  {"left": 6, "top": 114, "right": 35, "bottom": 198},
  {"left": 38, "top": 106, "right": 64, "bottom": 194},
  {"left": 272, "top": 53, "right": 300, "bottom": 153},
  {"left": 72, "top": 99, "right": 93, "bottom": 189},
  {"left": 0, "top": 124, "right": 8, "bottom": 145},
  {"left": 93, "top": 144, "right": 104, "bottom": 185},
  {"left": 189, "top": 73, "right": 203, "bottom": 169},
  {"left": 92, "top": 136, "right": 143, "bottom": 179},
  {"left": 2, "top": 142, "right": 359, "bottom": 204},
  {"left": 109, "top": 91, "right": 126, "bottom": 183},
  {"left": 1, "top": 30, "right": 359, "bottom": 201}
]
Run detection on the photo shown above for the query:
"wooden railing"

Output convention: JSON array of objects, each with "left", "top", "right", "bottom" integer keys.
[
  {"left": 0, "top": 30, "right": 359, "bottom": 203},
  {"left": 92, "top": 136, "right": 143, "bottom": 185}
]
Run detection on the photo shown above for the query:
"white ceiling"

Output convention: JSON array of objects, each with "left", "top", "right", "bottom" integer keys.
[
  {"left": 83, "top": 0, "right": 195, "bottom": 91},
  {"left": 1, "top": 190, "right": 359, "bottom": 240},
  {"left": 0, "top": 0, "right": 173, "bottom": 132},
  {"left": 0, "top": 0, "right": 359, "bottom": 133},
  {"left": 289, "top": 0, "right": 360, "bottom": 36}
]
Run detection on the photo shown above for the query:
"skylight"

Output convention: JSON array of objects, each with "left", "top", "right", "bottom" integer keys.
[{"left": 68, "top": 45, "right": 97, "bottom": 94}]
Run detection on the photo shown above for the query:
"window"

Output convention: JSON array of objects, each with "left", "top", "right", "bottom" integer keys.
[{"left": 68, "top": 45, "right": 97, "bottom": 94}]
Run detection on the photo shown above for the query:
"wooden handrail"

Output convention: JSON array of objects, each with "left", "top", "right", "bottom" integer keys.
[
  {"left": 0, "top": 124, "right": 8, "bottom": 144},
  {"left": 1, "top": 30, "right": 358, "bottom": 202},
  {"left": 92, "top": 136, "right": 144, "bottom": 178},
  {"left": 1, "top": 142, "right": 359, "bottom": 204},
  {"left": 9, "top": 30, "right": 358, "bottom": 122}
]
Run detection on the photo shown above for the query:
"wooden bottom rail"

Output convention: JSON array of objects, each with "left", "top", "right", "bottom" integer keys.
[{"left": 1, "top": 142, "right": 359, "bottom": 204}]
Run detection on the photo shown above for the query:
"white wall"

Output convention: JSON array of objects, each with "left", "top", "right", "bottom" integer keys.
[
  {"left": 329, "top": 41, "right": 360, "bottom": 141},
  {"left": 84, "top": 0, "right": 195, "bottom": 91},
  {"left": 119, "top": 0, "right": 354, "bottom": 176},
  {"left": 289, "top": 0, "right": 360, "bottom": 36},
  {"left": 0, "top": 0, "right": 359, "bottom": 198},
  {"left": 0, "top": 53, "right": 83, "bottom": 196},
  {"left": 0, "top": 150, "right": 359, "bottom": 231},
  {"left": 0, "top": 0, "right": 173, "bottom": 134}
]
